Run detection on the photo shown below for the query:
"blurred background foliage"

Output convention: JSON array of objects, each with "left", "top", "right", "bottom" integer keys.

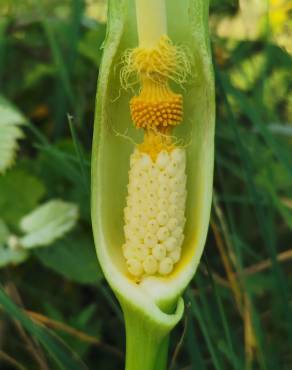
[{"left": 0, "top": 0, "right": 291, "bottom": 369}]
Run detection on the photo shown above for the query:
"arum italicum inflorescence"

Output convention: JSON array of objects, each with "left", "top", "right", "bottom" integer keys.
[{"left": 91, "top": 0, "right": 215, "bottom": 369}]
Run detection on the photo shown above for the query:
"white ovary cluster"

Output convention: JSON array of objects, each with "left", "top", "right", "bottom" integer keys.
[{"left": 122, "top": 147, "right": 187, "bottom": 278}]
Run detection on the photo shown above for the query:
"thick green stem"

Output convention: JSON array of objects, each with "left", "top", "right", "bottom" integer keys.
[
  {"left": 153, "top": 336, "right": 169, "bottom": 370},
  {"left": 123, "top": 308, "right": 169, "bottom": 370}
]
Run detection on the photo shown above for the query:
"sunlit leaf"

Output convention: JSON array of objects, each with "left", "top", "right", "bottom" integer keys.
[
  {"left": 19, "top": 200, "right": 78, "bottom": 249},
  {"left": 0, "top": 169, "right": 46, "bottom": 227},
  {"left": 0, "top": 219, "right": 28, "bottom": 267},
  {"left": 0, "top": 219, "right": 9, "bottom": 246},
  {"left": 0, "top": 96, "right": 26, "bottom": 173},
  {"left": 0, "top": 246, "right": 28, "bottom": 268}
]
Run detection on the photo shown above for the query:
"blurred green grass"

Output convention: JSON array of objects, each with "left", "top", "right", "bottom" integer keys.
[{"left": 0, "top": 0, "right": 291, "bottom": 369}]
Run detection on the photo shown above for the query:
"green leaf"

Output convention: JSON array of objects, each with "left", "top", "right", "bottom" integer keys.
[
  {"left": 78, "top": 24, "right": 106, "bottom": 66},
  {"left": 0, "top": 246, "right": 28, "bottom": 268},
  {"left": 23, "top": 63, "right": 55, "bottom": 90},
  {"left": 0, "top": 96, "right": 26, "bottom": 173},
  {"left": 0, "top": 96, "right": 26, "bottom": 126},
  {"left": 230, "top": 52, "right": 265, "bottom": 91},
  {"left": 35, "top": 234, "right": 102, "bottom": 284},
  {"left": 20, "top": 200, "right": 78, "bottom": 249},
  {"left": 210, "top": 0, "right": 239, "bottom": 15},
  {"left": 0, "top": 169, "right": 46, "bottom": 227},
  {"left": 0, "top": 219, "right": 9, "bottom": 246},
  {"left": 0, "top": 219, "right": 28, "bottom": 268}
]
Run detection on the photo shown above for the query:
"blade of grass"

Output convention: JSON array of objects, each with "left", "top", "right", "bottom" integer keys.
[
  {"left": 204, "top": 256, "right": 240, "bottom": 370},
  {"left": 67, "top": 114, "right": 90, "bottom": 195},
  {"left": 0, "top": 286, "right": 89, "bottom": 370},
  {"left": 215, "top": 76, "right": 288, "bottom": 370},
  {"left": 186, "top": 289, "right": 224, "bottom": 370},
  {"left": 67, "top": 0, "right": 84, "bottom": 68},
  {"left": 40, "top": 14, "right": 74, "bottom": 107},
  {"left": 25, "top": 309, "right": 124, "bottom": 360},
  {"left": 221, "top": 74, "right": 292, "bottom": 178},
  {"left": 36, "top": 144, "right": 83, "bottom": 183},
  {"left": 169, "top": 315, "right": 188, "bottom": 370},
  {"left": 184, "top": 307, "right": 207, "bottom": 370},
  {"left": 0, "top": 18, "right": 8, "bottom": 87},
  {"left": 98, "top": 284, "right": 123, "bottom": 323},
  {"left": 216, "top": 66, "right": 292, "bottom": 346},
  {"left": 0, "top": 350, "right": 30, "bottom": 370},
  {"left": 37, "top": 0, "right": 76, "bottom": 136}
]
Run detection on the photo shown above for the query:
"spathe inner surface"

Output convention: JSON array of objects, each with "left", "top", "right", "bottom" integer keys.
[{"left": 99, "top": 0, "right": 214, "bottom": 293}]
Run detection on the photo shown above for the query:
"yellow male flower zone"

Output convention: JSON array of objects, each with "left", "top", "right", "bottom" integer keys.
[{"left": 92, "top": 0, "right": 215, "bottom": 369}]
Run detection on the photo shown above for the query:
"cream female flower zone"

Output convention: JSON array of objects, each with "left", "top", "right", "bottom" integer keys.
[
  {"left": 91, "top": 0, "right": 215, "bottom": 369},
  {"left": 123, "top": 147, "right": 187, "bottom": 278}
]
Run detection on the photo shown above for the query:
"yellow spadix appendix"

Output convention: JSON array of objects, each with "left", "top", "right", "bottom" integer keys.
[{"left": 91, "top": 0, "right": 215, "bottom": 369}]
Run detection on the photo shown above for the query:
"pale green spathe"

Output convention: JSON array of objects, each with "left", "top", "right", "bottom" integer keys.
[{"left": 91, "top": 1, "right": 215, "bottom": 369}]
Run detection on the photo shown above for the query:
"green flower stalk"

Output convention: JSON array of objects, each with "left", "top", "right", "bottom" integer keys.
[{"left": 91, "top": 0, "right": 215, "bottom": 369}]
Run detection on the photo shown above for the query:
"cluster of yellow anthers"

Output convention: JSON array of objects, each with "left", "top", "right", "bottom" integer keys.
[
  {"left": 130, "top": 88, "right": 183, "bottom": 129},
  {"left": 121, "top": 36, "right": 190, "bottom": 131},
  {"left": 122, "top": 35, "right": 189, "bottom": 279}
]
